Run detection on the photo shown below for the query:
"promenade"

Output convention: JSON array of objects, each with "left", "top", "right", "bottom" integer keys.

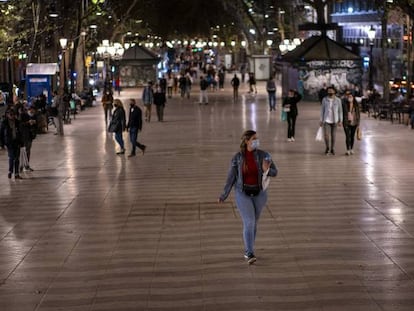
[{"left": 1, "top": 79, "right": 414, "bottom": 311}]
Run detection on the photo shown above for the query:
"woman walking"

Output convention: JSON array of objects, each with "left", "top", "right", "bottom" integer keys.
[
  {"left": 108, "top": 99, "right": 126, "bottom": 155},
  {"left": 282, "top": 89, "right": 302, "bottom": 142},
  {"left": 218, "top": 130, "right": 278, "bottom": 264},
  {"left": 0, "top": 109, "right": 23, "bottom": 179},
  {"left": 342, "top": 91, "right": 361, "bottom": 155}
]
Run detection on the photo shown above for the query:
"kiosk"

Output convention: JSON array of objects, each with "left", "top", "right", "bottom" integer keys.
[{"left": 26, "top": 63, "right": 59, "bottom": 104}]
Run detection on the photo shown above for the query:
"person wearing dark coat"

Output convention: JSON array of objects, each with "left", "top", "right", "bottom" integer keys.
[
  {"left": 126, "top": 99, "right": 146, "bottom": 157},
  {"left": 282, "top": 89, "right": 302, "bottom": 142},
  {"left": 0, "top": 109, "right": 23, "bottom": 179},
  {"left": 108, "top": 99, "right": 126, "bottom": 155},
  {"left": 153, "top": 84, "right": 167, "bottom": 121},
  {"left": 19, "top": 106, "right": 37, "bottom": 171}
]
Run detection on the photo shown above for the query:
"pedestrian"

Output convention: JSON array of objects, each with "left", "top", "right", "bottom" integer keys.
[
  {"left": 231, "top": 74, "right": 240, "bottom": 101},
  {"left": 126, "top": 99, "right": 146, "bottom": 157},
  {"left": 0, "top": 90, "right": 6, "bottom": 106},
  {"left": 248, "top": 72, "right": 257, "bottom": 94},
  {"left": 115, "top": 77, "right": 121, "bottom": 96},
  {"left": 342, "top": 91, "right": 360, "bottom": 155},
  {"left": 101, "top": 89, "right": 114, "bottom": 124},
  {"left": 108, "top": 99, "right": 126, "bottom": 155},
  {"left": 159, "top": 75, "right": 167, "bottom": 94},
  {"left": 240, "top": 64, "right": 246, "bottom": 83},
  {"left": 218, "top": 69, "right": 225, "bottom": 90},
  {"left": 142, "top": 81, "right": 154, "bottom": 122},
  {"left": 0, "top": 109, "right": 23, "bottom": 179},
  {"left": 318, "top": 83, "right": 328, "bottom": 104},
  {"left": 199, "top": 76, "right": 209, "bottom": 105},
  {"left": 185, "top": 73, "right": 192, "bottom": 98},
  {"left": 266, "top": 76, "right": 277, "bottom": 111},
  {"left": 282, "top": 89, "right": 302, "bottom": 142},
  {"left": 52, "top": 90, "right": 66, "bottom": 136},
  {"left": 19, "top": 106, "right": 37, "bottom": 171},
  {"left": 167, "top": 74, "right": 174, "bottom": 98},
  {"left": 154, "top": 84, "right": 167, "bottom": 121},
  {"left": 320, "top": 86, "right": 343, "bottom": 155},
  {"left": 218, "top": 130, "right": 278, "bottom": 264}
]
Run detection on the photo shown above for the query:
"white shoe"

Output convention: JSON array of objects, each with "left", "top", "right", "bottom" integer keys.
[
  {"left": 287, "top": 138, "right": 292, "bottom": 142},
  {"left": 291, "top": 137, "right": 295, "bottom": 142},
  {"left": 350, "top": 149, "right": 354, "bottom": 155}
]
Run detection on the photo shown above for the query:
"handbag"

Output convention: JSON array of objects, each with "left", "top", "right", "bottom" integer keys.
[
  {"left": 243, "top": 184, "right": 260, "bottom": 197},
  {"left": 357, "top": 127, "right": 362, "bottom": 140},
  {"left": 108, "top": 120, "right": 118, "bottom": 133},
  {"left": 262, "top": 168, "right": 270, "bottom": 191},
  {"left": 19, "top": 147, "right": 29, "bottom": 169},
  {"left": 280, "top": 110, "right": 287, "bottom": 121},
  {"left": 315, "top": 127, "right": 323, "bottom": 142},
  {"left": 283, "top": 106, "right": 290, "bottom": 112}
]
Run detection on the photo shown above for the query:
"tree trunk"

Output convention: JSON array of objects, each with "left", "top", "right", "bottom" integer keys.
[{"left": 381, "top": 9, "right": 390, "bottom": 102}]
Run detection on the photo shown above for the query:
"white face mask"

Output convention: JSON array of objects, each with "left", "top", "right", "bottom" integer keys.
[{"left": 250, "top": 139, "right": 260, "bottom": 150}]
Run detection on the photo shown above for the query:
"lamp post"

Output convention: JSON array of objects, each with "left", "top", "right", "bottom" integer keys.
[
  {"left": 266, "top": 39, "right": 273, "bottom": 55},
  {"left": 367, "top": 25, "right": 376, "bottom": 90},
  {"left": 96, "top": 40, "right": 125, "bottom": 92},
  {"left": 59, "top": 38, "right": 68, "bottom": 94}
]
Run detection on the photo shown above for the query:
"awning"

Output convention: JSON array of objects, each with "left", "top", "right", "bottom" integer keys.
[{"left": 282, "top": 35, "right": 361, "bottom": 63}]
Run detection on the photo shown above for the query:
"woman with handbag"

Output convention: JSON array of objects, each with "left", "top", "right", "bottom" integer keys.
[
  {"left": 108, "top": 99, "right": 126, "bottom": 155},
  {"left": 0, "top": 109, "right": 23, "bottom": 179},
  {"left": 218, "top": 130, "right": 278, "bottom": 264},
  {"left": 342, "top": 91, "right": 361, "bottom": 155},
  {"left": 282, "top": 89, "right": 302, "bottom": 142}
]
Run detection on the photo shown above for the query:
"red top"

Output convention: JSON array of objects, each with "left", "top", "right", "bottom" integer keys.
[{"left": 243, "top": 150, "right": 259, "bottom": 185}]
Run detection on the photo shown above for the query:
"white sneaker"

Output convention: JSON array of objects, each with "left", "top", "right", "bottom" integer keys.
[
  {"left": 350, "top": 149, "right": 354, "bottom": 155},
  {"left": 287, "top": 138, "right": 292, "bottom": 142},
  {"left": 346, "top": 150, "right": 350, "bottom": 156},
  {"left": 291, "top": 137, "right": 295, "bottom": 142}
]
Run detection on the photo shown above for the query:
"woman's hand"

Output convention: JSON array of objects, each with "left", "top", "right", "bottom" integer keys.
[{"left": 262, "top": 159, "right": 271, "bottom": 172}]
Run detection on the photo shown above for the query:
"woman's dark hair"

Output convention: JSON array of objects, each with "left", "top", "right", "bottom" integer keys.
[{"left": 240, "top": 130, "right": 256, "bottom": 152}]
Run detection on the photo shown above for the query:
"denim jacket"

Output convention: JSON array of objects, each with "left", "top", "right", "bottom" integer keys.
[{"left": 219, "top": 149, "right": 278, "bottom": 201}]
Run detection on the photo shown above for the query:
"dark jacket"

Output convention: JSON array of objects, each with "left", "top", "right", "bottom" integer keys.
[
  {"left": 282, "top": 91, "right": 302, "bottom": 116},
  {"left": 127, "top": 105, "right": 142, "bottom": 130},
  {"left": 342, "top": 98, "right": 361, "bottom": 127},
  {"left": 200, "top": 79, "right": 209, "bottom": 91},
  {"left": 153, "top": 92, "right": 166, "bottom": 106},
  {"left": 109, "top": 106, "right": 126, "bottom": 132},
  {"left": 0, "top": 117, "right": 22, "bottom": 148},
  {"left": 20, "top": 112, "right": 37, "bottom": 144}
]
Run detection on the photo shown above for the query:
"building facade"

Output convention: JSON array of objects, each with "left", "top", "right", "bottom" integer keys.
[{"left": 330, "top": 0, "right": 405, "bottom": 90}]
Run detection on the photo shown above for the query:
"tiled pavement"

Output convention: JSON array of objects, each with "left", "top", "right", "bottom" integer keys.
[{"left": 1, "top": 79, "right": 414, "bottom": 311}]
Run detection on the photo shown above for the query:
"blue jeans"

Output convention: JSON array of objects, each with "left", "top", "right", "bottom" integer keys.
[
  {"left": 129, "top": 127, "right": 145, "bottom": 154},
  {"left": 268, "top": 92, "right": 276, "bottom": 110},
  {"left": 114, "top": 130, "right": 124, "bottom": 150},
  {"left": 235, "top": 189, "right": 267, "bottom": 255}
]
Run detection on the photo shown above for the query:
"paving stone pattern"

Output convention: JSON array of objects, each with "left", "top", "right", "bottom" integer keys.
[{"left": 1, "top": 80, "right": 414, "bottom": 311}]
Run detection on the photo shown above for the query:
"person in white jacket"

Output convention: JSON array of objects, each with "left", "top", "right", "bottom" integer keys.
[{"left": 320, "top": 86, "right": 343, "bottom": 155}]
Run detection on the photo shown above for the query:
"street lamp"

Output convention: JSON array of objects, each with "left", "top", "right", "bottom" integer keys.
[
  {"left": 367, "top": 25, "right": 376, "bottom": 90},
  {"left": 96, "top": 40, "right": 125, "bottom": 91},
  {"left": 59, "top": 38, "right": 68, "bottom": 94}
]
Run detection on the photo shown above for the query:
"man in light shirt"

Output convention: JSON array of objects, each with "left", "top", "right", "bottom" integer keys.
[{"left": 320, "top": 86, "right": 343, "bottom": 155}]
